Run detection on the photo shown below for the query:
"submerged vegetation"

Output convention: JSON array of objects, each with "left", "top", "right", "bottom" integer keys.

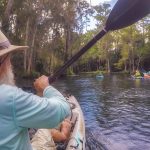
[{"left": 0, "top": 0, "right": 150, "bottom": 78}]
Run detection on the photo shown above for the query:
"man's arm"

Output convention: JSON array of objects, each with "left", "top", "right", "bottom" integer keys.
[{"left": 13, "top": 76, "right": 71, "bottom": 129}]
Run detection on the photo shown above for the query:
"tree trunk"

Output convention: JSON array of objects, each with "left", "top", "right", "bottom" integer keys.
[
  {"left": 137, "top": 57, "right": 141, "bottom": 70},
  {"left": 124, "top": 60, "right": 127, "bottom": 72},
  {"left": 24, "top": 18, "right": 30, "bottom": 72},
  {"left": 132, "top": 53, "right": 135, "bottom": 72},
  {"left": 129, "top": 58, "right": 132, "bottom": 73},
  {"left": 2, "top": 0, "right": 14, "bottom": 34},
  {"left": 27, "top": 26, "right": 37, "bottom": 75},
  {"left": 49, "top": 56, "right": 52, "bottom": 75},
  {"left": 107, "top": 58, "right": 110, "bottom": 73},
  {"left": 64, "top": 26, "right": 71, "bottom": 62},
  {"left": 64, "top": 25, "right": 72, "bottom": 74}
]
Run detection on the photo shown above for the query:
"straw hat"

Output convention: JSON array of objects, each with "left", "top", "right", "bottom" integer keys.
[{"left": 0, "top": 30, "right": 29, "bottom": 57}]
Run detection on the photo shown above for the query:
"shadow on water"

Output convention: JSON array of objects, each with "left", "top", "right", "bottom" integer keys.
[
  {"left": 85, "top": 127, "right": 115, "bottom": 150},
  {"left": 17, "top": 74, "right": 150, "bottom": 150},
  {"left": 85, "top": 127, "right": 129, "bottom": 150},
  {"left": 85, "top": 127, "right": 109, "bottom": 150}
]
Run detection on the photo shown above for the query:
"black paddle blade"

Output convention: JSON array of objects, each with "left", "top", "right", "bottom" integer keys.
[{"left": 105, "top": 0, "right": 150, "bottom": 31}]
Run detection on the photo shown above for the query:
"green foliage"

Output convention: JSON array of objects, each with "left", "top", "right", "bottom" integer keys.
[
  {"left": 21, "top": 71, "right": 40, "bottom": 79},
  {"left": 0, "top": 1, "right": 149, "bottom": 76},
  {"left": 66, "top": 67, "right": 75, "bottom": 75},
  {"left": 94, "top": 3, "right": 111, "bottom": 26}
]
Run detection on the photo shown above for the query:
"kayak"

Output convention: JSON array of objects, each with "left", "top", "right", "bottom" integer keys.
[
  {"left": 96, "top": 74, "right": 104, "bottom": 78},
  {"left": 131, "top": 75, "right": 150, "bottom": 79},
  {"left": 144, "top": 74, "right": 150, "bottom": 79},
  {"left": 65, "top": 96, "right": 85, "bottom": 150},
  {"left": 31, "top": 95, "right": 86, "bottom": 150},
  {"left": 131, "top": 75, "right": 144, "bottom": 79}
]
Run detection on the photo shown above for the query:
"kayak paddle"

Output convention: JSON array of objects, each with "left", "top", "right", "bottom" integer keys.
[{"left": 49, "top": 0, "right": 150, "bottom": 83}]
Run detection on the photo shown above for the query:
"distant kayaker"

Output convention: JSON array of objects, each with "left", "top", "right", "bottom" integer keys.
[
  {"left": 134, "top": 70, "right": 143, "bottom": 77},
  {"left": 0, "top": 30, "right": 71, "bottom": 150}
]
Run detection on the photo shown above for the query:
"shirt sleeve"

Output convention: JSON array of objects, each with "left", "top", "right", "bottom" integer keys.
[{"left": 13, "top": 86, "right": 71, "bottom": 129}]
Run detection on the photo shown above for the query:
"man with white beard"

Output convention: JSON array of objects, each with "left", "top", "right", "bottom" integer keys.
[{"left": 0, "top": 30, "right": 71, "bottom": 150}]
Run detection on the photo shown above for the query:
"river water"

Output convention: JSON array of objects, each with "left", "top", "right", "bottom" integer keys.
[{"left": 18, "top": 74, "right": 150, "bottom": 150}]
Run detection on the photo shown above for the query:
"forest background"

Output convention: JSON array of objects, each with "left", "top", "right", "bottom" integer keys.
[{"left": 0, "top": 0, "right": 150, "bottom": 78}]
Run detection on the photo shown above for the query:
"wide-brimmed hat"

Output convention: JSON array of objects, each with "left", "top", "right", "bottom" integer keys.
[{"left": 0, "top": 30, "right": 29, "bottom": 57}]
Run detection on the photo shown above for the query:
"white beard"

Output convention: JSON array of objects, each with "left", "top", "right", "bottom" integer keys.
[{"left": 0, "top": 65, "right": 15, "bottom": 86}]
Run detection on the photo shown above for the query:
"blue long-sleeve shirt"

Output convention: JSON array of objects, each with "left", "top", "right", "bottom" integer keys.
[{"left": 0, "top": 84, "right": 70, "bottom": 150}]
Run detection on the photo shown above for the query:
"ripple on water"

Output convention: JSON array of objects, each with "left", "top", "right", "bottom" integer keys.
[
  {"left": 53, "top": 74, "right": 150, "bottom": 150},
  {"left": 116, "top": 88, "right": 150, "bottom": 99}
]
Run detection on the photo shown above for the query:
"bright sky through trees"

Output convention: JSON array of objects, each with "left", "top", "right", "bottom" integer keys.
[
  {"left": 85, "top": 0, "right": 117, "bottom": 31},
  {"left": 86, "top": 0, "right": 108, "bottom": 6},
  {"left": 86, "top": 0, "right": 117, "bottom": 6}
]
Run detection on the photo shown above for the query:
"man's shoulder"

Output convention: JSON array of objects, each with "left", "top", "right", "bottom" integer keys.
[
  {"left": 0, "top": 84, "right": 18, "bottom": 98},
  {"left": 0, "top": 85, "right": 19, "bottom": 112},
  {"left": 0, "top": 84, "right": 18, "bottom": 91}
]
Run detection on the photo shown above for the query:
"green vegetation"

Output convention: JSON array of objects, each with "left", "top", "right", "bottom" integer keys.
[{"left": 0, "top": 0, "right": 149, "bottom": 78}]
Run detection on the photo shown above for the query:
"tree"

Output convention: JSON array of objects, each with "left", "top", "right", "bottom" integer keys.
[{"left": 1, "top": 0, "right": 14, "bottom": 34}]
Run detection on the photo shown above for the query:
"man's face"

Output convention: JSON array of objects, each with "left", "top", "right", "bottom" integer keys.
[{"left": 0, "top": 56, "right": 15, "bottom": 86}]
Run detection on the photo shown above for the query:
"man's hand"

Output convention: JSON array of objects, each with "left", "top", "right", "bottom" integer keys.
[{"left": 34, "top": 75, "right": 49, "bottom": 96}]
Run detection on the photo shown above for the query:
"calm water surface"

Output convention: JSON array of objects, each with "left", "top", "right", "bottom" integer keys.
[{"left": 18, "top": 74, "right": 150, "bottom": 150}]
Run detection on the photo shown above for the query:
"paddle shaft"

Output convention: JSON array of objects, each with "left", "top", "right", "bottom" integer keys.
[{"left": 49, "top": 29, "right": 107, "bottom": 83}]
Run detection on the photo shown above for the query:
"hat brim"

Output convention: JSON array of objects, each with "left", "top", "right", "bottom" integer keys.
[{"left": 0, "top": 45, "right": 29, "bottom": 57}]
